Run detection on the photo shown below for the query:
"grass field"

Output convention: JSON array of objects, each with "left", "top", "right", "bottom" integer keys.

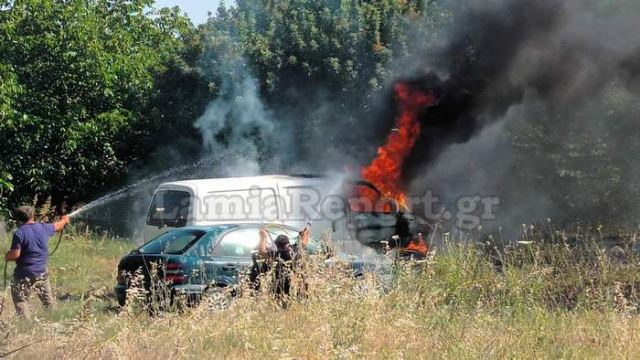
[{"left": 1, "top": 228, "right": 640, "bottom": 359}]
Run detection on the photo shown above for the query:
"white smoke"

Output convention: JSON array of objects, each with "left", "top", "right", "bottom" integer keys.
[{"left": 194, "top": 70, "right": 290, "bottom": 177}]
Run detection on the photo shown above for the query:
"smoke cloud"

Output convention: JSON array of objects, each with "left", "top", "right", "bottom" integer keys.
[
  {"left": 194, "top": 60, "right": 295, "bottom": 176},
  {"left": 188, "top": 0, "right": 640, "bottom": 234},
  {"left": 377, "top": 0, "right": 640, "bottom": 231}
]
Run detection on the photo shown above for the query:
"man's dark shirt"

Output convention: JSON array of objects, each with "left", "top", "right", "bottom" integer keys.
[
  {"left": 251, "top": 244, "right": 303, "bottom": 295},
  {"left": 268, "top": 246, "right": 302, "bottom": 295},
  {"left": 11, "top": 223, "right": 55, "bottom": 278}
]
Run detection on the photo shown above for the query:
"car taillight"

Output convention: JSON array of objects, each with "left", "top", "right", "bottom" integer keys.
[{"left": 164, "top": 262, "right": 186, "bottom": 285}]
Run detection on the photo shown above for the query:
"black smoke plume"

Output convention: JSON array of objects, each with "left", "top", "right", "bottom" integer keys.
[{"left": 370, "top": 0, "right": 640, "bottom": 230}]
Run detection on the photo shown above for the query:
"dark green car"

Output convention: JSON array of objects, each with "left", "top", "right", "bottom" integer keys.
[{"left": 114, "top": 224, "right": 312, "bottom": 306}]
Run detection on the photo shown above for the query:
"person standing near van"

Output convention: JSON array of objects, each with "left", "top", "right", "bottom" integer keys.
[
  {"left": 256, "top": 226, "right": 310, "bottom": 300},
  {"left": 4, "top": 206, "right": 69, "bottom": 318}
]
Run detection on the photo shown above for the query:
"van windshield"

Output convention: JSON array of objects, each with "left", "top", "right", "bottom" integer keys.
[{"left": 147, "top": 190, "right": 190, "bottom": 227}]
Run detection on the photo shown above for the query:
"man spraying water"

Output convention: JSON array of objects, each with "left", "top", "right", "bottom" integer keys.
[{"left": 4, "top": 205, "right": 69, "bottom": 318}]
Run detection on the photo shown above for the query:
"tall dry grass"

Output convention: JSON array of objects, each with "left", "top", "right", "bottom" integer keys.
[{"left": 1, "top": 228, "right": 640, "bottom": 359}]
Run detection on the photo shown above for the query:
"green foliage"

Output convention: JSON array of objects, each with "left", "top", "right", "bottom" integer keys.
[
  {"left": 197, "top": 0, "right": 447, "bottom": 161},
  {"left": 2, "top": 0, "right": 633, "bottom": 229},
  {"left": 0, "top": 0, "right": 449, "bottom": 215},
  {"left": 0, "top": 0, "right": 197, "bottom": 213},
  {"left": 212, "top": 0, "right": 441, "bottom": 101}
]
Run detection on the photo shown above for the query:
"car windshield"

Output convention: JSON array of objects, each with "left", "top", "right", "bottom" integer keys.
[{"left": 137, "top": 229, "right": 206, "bottom": 255}]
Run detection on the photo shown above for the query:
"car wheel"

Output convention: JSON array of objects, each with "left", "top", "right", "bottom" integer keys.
[{"left": 202, "top": 286, "right": 232, "bottom": 310}]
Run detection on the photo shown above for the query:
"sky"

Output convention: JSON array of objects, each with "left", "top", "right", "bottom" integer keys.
[{"left": 153, "top": 0, "right": 228, "bottom": 25}]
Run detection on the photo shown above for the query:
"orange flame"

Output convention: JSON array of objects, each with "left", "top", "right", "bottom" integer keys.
[
  {"left": 361, "top": 82, "right": 437, "bottom": 209},
  {"left": 403, "top": 233, "right": 429, "bottom": 256}
]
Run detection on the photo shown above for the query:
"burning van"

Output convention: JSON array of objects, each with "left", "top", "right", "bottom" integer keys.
[{"left": 144, "top": 175, "right": 428, "bottom": 254}]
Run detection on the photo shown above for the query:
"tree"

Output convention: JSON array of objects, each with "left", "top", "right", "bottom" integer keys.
[
  {"left": 200, "top": 0, "right": 447, "bottom": 163},
  {"left": 0, "top": 0, "right": 195, "bottom": 212}
]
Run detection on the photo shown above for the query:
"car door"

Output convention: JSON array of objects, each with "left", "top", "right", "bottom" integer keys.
[
  {"left": 189, "top": 230, "right": 220, "bottom": 286},
  {"left": 206, "top": 228, "right": 261, "bottom": 286}
]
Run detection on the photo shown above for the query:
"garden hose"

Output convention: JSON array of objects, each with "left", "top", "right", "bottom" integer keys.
[
  {"left": 49, "top": 226, "right": 65, "bottom": 256},
  {"left": 0, "top": 261, "right": 7, "bottom": 317}
]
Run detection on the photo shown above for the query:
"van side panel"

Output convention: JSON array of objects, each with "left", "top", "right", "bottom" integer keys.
[
  {"left": 278, "top": 182, "right": 348, "bottom": 240},
  {"left": 199, "top": 187, "right": 280, "bottom": 223}
]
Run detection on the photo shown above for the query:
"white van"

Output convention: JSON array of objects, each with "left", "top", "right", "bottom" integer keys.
[{"left": 144, "top": 175, "right": 421, "bottom": 249}]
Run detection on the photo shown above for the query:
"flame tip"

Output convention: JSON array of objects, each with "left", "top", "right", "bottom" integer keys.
[{"left": 360, "top": 82, "right": 437, "bottom": 211}]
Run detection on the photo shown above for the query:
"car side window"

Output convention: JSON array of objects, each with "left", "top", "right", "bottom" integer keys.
[
  {"left": 192, "top": 232, "right": 217, "bottom": 256},
  {"left": 211, "top": 228, "right": 261, "bottom": 257}
]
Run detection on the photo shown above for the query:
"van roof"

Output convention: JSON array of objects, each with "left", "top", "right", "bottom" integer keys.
[{"left": 157, "top": 174, "right": 332, "bottom": 191}]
